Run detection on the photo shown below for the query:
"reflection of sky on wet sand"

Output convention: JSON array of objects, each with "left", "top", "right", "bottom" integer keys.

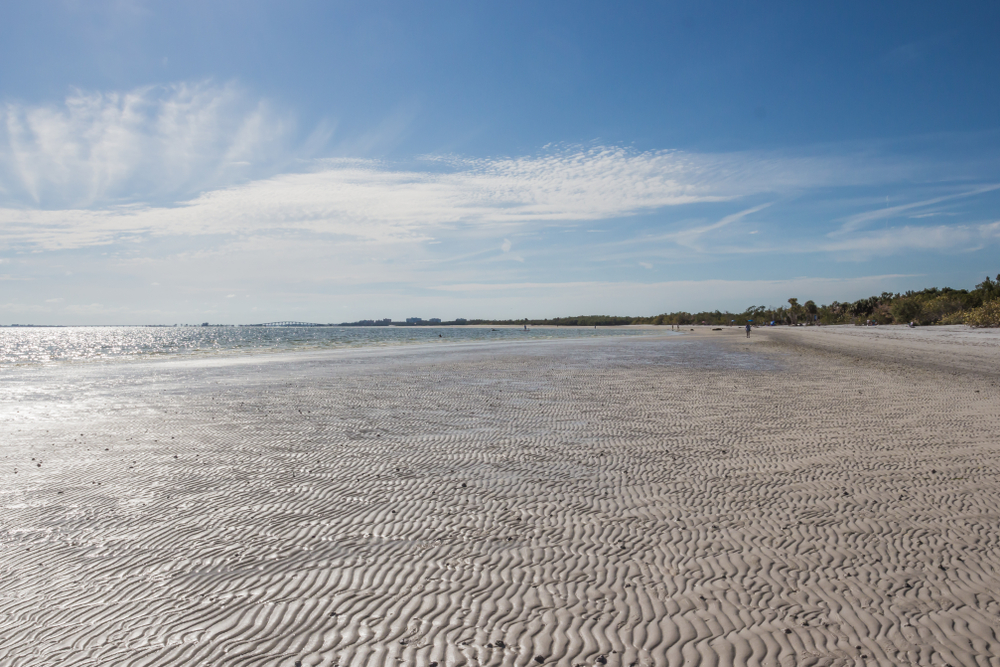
[
  {"left": 1, "top": 334, "right": 778, "bottom": 506},
  {"left": 1, "top": 334, "right": 778, "bottom": 432},
  {"left": 0, "top": 326, "right": 667, "bottom": 366},
  {"left": 2, "top": 372, "right": 123, "bottom": 428}
]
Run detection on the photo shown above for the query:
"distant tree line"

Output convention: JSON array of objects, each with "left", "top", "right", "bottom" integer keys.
[
  {"left": 628, "top": 273, "right": 1000, "bottom": 328},
  {"left": 333, "top": 273, "right": 1000, "bottom": 329},
  {"left": 468, "top": 273, "right": 1000, "bottom": 328}
]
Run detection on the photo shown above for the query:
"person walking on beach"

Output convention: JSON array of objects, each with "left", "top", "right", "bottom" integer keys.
[{"left": 745, "top": 323, "right": 751, "bottom": 338}]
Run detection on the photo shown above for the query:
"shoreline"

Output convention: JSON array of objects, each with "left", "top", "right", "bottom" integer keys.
[
  {"left": 756, "top": 324, "right": 1000, "bottom": 377},
  {"left": 0, "top": 326, "right": 675, "bottom": 370}
]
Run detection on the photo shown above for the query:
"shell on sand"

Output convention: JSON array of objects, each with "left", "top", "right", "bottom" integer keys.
[{"left": 2, "top": 328, "right": 1000, "bottom": 666}]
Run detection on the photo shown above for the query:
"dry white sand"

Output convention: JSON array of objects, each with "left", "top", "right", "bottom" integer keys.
[{"left": 2, "top": 331, "right": 1000, "bottom": 667}]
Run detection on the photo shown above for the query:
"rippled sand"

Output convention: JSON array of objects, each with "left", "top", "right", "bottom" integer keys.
[{"left": 3, "top": 331, "right": 1000, "bottom": 666}]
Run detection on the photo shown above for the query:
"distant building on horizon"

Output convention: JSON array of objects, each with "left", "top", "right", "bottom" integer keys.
[
  {"left": 428, "top": 318, "right": 441, "bottom": 323},
  {"left": 405, "top": 317, "right": 423, "bottom": 324}
]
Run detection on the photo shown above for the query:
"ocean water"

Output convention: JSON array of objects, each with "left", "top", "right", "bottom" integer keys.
[{"left": 0, "top": 325, "right": 661, "bottom": 366}]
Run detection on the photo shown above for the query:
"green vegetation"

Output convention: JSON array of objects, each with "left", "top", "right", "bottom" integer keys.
[
  {"left": 627, "top": 274, "right": 1000, "bottom": 327},
  {"left": 469, "top": 273, "right": 1000, "bottom": 328},
  {"left": 963, "top": 299, "right": 1000, "bottom": 328},
  {"left": 629, "top": 273, "right": 1000, "bottom": 327}
]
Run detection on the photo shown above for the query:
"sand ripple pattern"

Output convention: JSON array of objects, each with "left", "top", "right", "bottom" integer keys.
[{"left": 2, "top": 335, "right": 1000, "bottom": 666}]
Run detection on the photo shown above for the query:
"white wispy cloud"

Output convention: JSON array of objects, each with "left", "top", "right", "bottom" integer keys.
[
  {"left": 0, "top": 81, "right": 308, "bottom": 208},
  {"left": 667, "top": 202, "right": 772, "bottom": 250},
  {"left": 1, "top": 143, "right": 931, "bottom": 252},
  {"left": 837, "top": 184, "right": 1000, "bottom": 233},
  {"left": 0, "top": 83, "right": 937, "bottom": 252},
  {"left": 0, "top": 148, "right": 739, "bottom": 250},
  {"left": 4, "top": 80, "right": 981, "bottom": 259},
  {"left": 821, "top": 221, "right": 1000, "bottom": 256}
]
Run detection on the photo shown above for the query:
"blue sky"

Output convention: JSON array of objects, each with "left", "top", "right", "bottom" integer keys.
[{"left": 2, "top": 1, "right": 999, "bottom": 323}]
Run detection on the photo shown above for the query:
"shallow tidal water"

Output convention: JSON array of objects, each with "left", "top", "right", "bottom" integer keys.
[{"left": 0, "top": 325, "right": 663, "bottom": 366}]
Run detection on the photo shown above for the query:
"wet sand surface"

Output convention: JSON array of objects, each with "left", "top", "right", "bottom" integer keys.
[{"left": 2, "top": 332, "right": 1000, "bottom": 667}]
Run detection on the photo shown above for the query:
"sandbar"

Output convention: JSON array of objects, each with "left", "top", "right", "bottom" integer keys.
[{"left": 2, "top": 330, "right": 999, "bottom": 666}]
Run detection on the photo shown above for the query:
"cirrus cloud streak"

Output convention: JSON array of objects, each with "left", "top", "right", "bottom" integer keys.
[{"left": 0, "top": 148, "right": 737, "bottom": 250}]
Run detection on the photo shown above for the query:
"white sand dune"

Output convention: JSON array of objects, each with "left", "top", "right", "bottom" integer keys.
[{"left": 2, "top": 331, "right": 999, "bottom": 666}]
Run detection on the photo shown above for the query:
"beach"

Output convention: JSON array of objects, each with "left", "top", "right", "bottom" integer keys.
[{"left": 2, "top": 328, "right": 1000, "bottom": 666}]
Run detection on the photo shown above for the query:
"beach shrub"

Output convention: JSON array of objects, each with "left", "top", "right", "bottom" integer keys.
[
  {"left": 975, "top": 274, "right": 1000, "bottom": 305},
  {"left": 964, "top": 300, "right": 1000, "bottom": 328},
  {"left": 919, "top": 294, "right": 965, "bottom": 324},
  {"left": 890, "top": 298, "right": 922, "bottom": 323}
]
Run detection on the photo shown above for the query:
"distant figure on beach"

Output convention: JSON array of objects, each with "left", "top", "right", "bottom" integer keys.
[{"left": 745, "top": 323, "right": 751, "bottom": 338}]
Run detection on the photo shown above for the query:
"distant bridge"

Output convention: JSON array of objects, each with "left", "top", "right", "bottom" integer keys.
[{"left": 250, "top": 321, "right": 328, "bottom": 327}]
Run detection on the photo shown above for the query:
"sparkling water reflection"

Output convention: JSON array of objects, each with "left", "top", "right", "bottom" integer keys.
[{"left": 0, "top": 326, "right": 661, "bottom": 366}]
